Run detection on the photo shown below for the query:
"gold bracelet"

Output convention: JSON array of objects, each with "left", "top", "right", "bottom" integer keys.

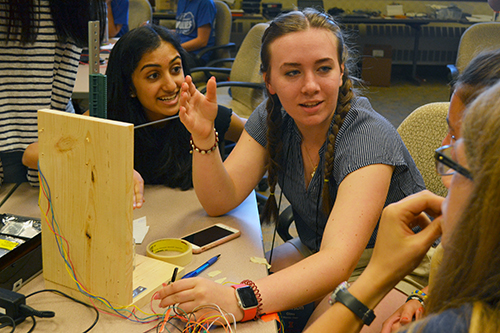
[{"left": 189, "top": 129, "right": 219, "bottom": 154}]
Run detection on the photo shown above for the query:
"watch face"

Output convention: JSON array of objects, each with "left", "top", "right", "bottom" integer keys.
[{"left": 237, "top": 286, "right": 258, "bottom": 308}]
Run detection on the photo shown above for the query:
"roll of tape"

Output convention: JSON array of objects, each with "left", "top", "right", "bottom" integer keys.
[{"left": 146, "top": 238, "right": 193, "bottom": 267}]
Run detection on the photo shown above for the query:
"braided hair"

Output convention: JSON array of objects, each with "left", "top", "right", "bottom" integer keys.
[{"left": 260, "top": 8, "right": 357, "bottom": 225}]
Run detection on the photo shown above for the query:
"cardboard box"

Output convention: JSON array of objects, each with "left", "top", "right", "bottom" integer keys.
[
  {"left": 362, "top": 45, "right": 392, "bottom": 87},
  {"left": 386, "top": 4, "right": 404, "bottom": 16},
  {"left": 156, "top": 0, "right": 175, "bottom": 11}
]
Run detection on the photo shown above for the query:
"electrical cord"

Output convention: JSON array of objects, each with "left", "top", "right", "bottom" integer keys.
[
  {"left": 19, "top": 304, "right": 55, "bottom": 319},
  {"left": 0, "top": 315, "right": 15, "bottom": 333},
  {"left": 25, "top": 289, "right": 99, "bottom": 332}
]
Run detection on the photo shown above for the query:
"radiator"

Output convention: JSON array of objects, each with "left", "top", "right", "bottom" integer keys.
[{"left": 344, "top": 23, "right": 468, "bottom": 65}]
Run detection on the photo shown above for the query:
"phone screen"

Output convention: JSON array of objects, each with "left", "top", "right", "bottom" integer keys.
[{"left": 182, "top": 225, "right": 235, "bottom": 247}]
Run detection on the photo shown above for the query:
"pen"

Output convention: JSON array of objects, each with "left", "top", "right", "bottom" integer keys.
[
  {"left": 169, "top": 267, "right": 178, "bottom": 285},
  {"left": 181, "top": 254, "right": 221, "bottom": 279}
]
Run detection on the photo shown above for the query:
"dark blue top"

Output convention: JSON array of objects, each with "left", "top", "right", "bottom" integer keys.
[
  {"left": 246, "top": 97, "right": 425, "bottom": 251},
  {"left": 176, "top": 0, "right": 216, "bottom": 63},
  {"left": 400, "top": 305, "right": 471, "bottom": 332},
  {"left": 111, "top": 0, "right": 129, "bottom": 37}
]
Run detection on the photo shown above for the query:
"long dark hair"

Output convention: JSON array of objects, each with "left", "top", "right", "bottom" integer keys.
[
  {"left": 0, "top": 0, "right": 106, "bottom": 47},
  {"left": 260, "top": 8, "right": 357, "bottom": 225},
  {"left": 106, "top": 25, "right": 194, "bottom": 190}
]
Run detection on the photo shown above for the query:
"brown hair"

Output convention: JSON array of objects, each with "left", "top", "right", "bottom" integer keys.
[
  {"left": 259, "top": 8, "right": 357, "bottom": 225},
  {"left": 408, "top": 81, "right": 500, "bottom": 332},
  {"left": 453, "top": 48, "right": 500, "bottom": 108}
]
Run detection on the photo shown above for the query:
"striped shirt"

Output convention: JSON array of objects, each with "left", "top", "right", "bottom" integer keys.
[
  {"left": 0, "top": 0, "right": 81, "bottom": 185},
  {"left": 246, "top": 96, "right": 425, "bottom": 251}
]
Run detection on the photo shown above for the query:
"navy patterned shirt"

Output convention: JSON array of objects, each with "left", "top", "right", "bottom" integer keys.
[{"left": 246, "top": 96, "right": 425, "bottom": 251}]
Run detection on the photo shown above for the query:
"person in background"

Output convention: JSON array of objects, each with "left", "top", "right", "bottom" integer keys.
[
  {"left": 175, "top": 0, "right": 216, "bottom": 67},
  {"left": 0, "top": 0, "right": 106, "bottom": 186},
  {"left": 107, "top": 0, "right": 129, "bottom": 38},
  {"left": 106, "top": 25, "right": 244, "bottom": 193},
  {"left": 155, "top": 9, "right": 426, "bottom": 323},
  {"left": 379, "top": 48, "right": 500, "bottom": 333},
  {"left": 305, "top": 80, "right": 500, "bottom": 333}
]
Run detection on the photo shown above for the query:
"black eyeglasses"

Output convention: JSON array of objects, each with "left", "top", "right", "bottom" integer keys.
[{"left": 434, "top": 145, "right": 473, "bottom": 180}]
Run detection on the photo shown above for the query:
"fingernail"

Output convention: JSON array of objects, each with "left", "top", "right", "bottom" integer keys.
[
  {"left": 401, "top": 317, "right": 409, "bottom": 322},
  {"left": 153, "top": 293, "right": 159, "bottom": 300},
  {"left": 162, "top": 282, "right": 168, "bottom": 287}
]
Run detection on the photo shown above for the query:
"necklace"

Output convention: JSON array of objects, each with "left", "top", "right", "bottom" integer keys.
[{"left": 304, "top": 147, "right": 318, "bottom": 178}]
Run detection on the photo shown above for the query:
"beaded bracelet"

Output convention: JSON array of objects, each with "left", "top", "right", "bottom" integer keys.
[
  {"left": 406, "top": 289, "right": 428, "bottom": 308},
  {"left": 189, "top": 129, "right": 219, "bottom": 154},
  {"left": 241, "top": 279, "right": 263, "bottom": 318}
]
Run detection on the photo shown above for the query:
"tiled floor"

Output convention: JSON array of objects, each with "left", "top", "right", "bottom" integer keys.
[{"left": 261, "top": 65, "right": 451, "bottom": 253}]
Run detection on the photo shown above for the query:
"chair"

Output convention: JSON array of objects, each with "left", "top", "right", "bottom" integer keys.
[
  {"left": 194, "top": 23, "right": 269, "bottom": 118},
  {"left": 128, "top": 0, "right": 153, "bottom": 30},
  {"left": 447, "top": 22, "right": 500, "bottom": 84},
  {"left": 192, "top": 0, "right": 235, "bottom": 70},
  {"left": 397, "top": 102, "right": 449, "bottom": 198}
]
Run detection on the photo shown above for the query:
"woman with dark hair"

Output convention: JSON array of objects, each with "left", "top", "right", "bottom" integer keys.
[
  {"left": 106, "top": 24, "right": 244, "bottom": 192},
  {"left": 0, "top": 0, "right": 106, "bottom": 186},
  {"left": 155, "top": 9, "right": 425, "bottom": 323}
]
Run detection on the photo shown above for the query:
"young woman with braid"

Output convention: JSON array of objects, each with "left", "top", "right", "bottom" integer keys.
[{"left": 155, "top": 9, "right": 425, "bottom": 323}]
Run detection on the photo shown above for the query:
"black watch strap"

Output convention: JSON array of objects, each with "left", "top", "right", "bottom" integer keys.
[{"left": 336, "top": 289, "right": 376, "bottom": 326}]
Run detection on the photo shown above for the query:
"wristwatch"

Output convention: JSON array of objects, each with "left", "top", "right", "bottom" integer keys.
[
  {"left": 232, "top": 284, "right": 258, "bottom": 321},
  {"left": 329, "top": 281, "right": 376, "bottom": 326}
]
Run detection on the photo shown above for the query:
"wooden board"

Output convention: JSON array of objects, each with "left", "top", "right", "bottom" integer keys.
[{"left": 37, "top": 109, "right": 177, "bottom": 311}]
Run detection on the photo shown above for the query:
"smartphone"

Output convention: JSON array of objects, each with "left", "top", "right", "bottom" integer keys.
[{"left": 181, "top": 223, "right": 241, "bottom": 254}]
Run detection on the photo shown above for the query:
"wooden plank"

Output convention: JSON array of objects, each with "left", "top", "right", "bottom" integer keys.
[{"left": 38, "top": 109, "right": 135, "bottom": 307}]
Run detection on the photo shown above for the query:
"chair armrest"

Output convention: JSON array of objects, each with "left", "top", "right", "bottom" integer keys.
[
  {"left": 446, "top": 64, "right": 459, "bottom": 84},
  {"left": 190, "top": 67, "right": 232, "bottom": 75},
  {"left": 277, "top": 205, "right": 294, "bottom": 242},
  {"left": 206, "top": 57, "right": 235, "bottom": 68},
  {"left": 200, "top": 81, "right": 265, "bottom": 94},
  {"left": 195, "top": 43, "right": 236, "bottom": 60}
]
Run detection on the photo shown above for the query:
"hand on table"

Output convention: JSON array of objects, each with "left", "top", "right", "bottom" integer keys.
[
  {"left": 179, "top": 76, "right": 219, "bottom": 147},
  {"left": 133, "top": 169, "right": 144, "bottom": 209},
  {"left": 155, "top": 277, "right": 243, "bottom": 322},
  {"left": 381, "top": 299, "right": 424, "bottom": 333}
]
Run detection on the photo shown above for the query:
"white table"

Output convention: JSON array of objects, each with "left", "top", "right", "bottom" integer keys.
[{"left": 3, "top": 184, "right": 276, "bottom": 332}]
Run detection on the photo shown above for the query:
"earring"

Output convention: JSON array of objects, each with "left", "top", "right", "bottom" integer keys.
[{"left": 130, "top": 93, "right": 136, "bottom": 98}]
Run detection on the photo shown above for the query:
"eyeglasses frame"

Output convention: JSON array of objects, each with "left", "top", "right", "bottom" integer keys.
[{"left": 434, "top": 145, "right": 473, "bottom": 180}]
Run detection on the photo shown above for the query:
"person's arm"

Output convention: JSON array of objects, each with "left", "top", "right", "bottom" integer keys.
[
  {"left": 22, "top": 142, "right": 39, "bottom": 169},
  {"left": 304, "top": 191, "right": 443, "bottom": 333},
  {"left": 179, "top": 76, "right": 267, "bottom": 216},
  {"left": 133, "top": 170, "right": 144, "bottom": 209},
  {"left": 107, "top": 0, "right": 123, "bottom": 38},
  {"left": 156, "top": 162, "right": 396, "bottom": 319},
  {"left": 181, "top": 24, "right": 211, "bottom": 52},
  {"left": 381, "top": 285, "right": 429, "bottom": 333},
  {"left": 225, "top": 113, "right": 246, "bottom": 143}
]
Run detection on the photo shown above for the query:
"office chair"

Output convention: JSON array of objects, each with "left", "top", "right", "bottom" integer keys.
[
  {"left": 447, "top": 22, "right": 500, "bottom": 84},
  {"left": 397, "top": 102, "right": 449, "bottom": 197},
  {"left": 129, "top": 0, "right": 153, "bottom": 30},
  {"left": 194, "top": 23, "right": 269, "bottom": 118}
]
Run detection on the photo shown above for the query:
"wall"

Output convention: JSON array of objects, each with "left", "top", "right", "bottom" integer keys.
[{"left": 233, "top": 0, "right": 493, "bottom": 16}]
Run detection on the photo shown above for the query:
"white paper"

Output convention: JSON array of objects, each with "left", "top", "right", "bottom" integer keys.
[{"left": 133, "top": 216, "right": 149, "bottom": 244}]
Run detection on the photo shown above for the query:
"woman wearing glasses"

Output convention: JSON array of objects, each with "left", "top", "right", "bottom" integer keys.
[
  {"left": 380, "top": 48, "right": 500, "bottom": 333},
  {"left": 305, "top": 79, "right": 500, "bottom": 333}
]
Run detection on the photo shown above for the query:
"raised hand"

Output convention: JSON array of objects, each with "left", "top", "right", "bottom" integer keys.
[{"left": 179, "top": 75, "right": 219, "bottom": 145}]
